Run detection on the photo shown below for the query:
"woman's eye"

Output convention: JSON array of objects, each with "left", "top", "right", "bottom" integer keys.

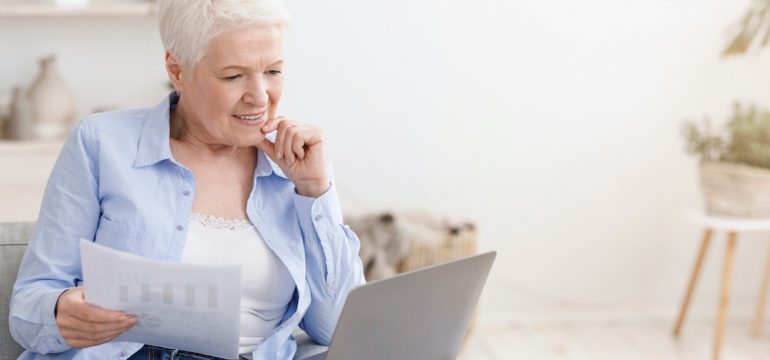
[
  {"left": 223, "top": 74, "right": 242, "bottom": 81},
  {"left": 267, "top": 70, "right": 282, "bottom": 76}
]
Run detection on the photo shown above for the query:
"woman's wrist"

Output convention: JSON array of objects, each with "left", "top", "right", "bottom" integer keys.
[{"left": 295, "top": 180, "right": 330, "bottom": 198}]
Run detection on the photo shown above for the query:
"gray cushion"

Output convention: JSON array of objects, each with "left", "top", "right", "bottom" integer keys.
[{"left": 1, "top": 221, "right": 35, "bottom": 360}]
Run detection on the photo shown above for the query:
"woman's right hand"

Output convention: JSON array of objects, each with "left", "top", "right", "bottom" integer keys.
[{"left": 55, "top": 288, "right": 137, "bottom": 348}]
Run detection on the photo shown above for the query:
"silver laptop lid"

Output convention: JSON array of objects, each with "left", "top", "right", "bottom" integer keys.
[{"left": 323, "top": 251, "right": 496, "bottom": 360}]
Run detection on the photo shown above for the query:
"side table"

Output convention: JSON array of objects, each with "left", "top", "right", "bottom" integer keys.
[{"left": 672, "top": 214, "right": 770, "bottom": 360}]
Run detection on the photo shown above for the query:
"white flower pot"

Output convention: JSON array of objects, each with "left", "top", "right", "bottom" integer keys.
[{"left": 27, "top": 56, "right": 76, "bottom": 140}]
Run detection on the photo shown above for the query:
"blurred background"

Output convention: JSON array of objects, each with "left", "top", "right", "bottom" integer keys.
[{"left": 2, "top": 0, "right": 770, "bottom": 358}]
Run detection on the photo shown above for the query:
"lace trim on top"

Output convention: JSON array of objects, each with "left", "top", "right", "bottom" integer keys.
[{"left": 189, "top": 212, "right": 254, "bottom": 231}]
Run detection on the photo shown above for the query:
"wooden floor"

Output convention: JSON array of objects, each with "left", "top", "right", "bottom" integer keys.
[{"left": 459, "top": 319, "right": 770, "bottom": 360}]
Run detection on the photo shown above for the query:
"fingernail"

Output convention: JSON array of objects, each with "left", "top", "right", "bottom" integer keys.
[{"left": 277, "top": 151, "right": 282, "bottom": 159}]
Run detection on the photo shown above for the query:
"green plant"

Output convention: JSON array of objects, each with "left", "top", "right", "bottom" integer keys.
[
  {"left": 682, "top": 118, "right": 725, "bottom": 162},
  {"left": 682, "top": 103, "right": 770, "bottom": 169},
  {"left": 724, "top": 0, "right": 770, "bottom": 56}
]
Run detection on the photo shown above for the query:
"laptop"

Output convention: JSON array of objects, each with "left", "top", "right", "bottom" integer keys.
[{"left": 303, "top": 251, "right": 496, "bottom": 360}]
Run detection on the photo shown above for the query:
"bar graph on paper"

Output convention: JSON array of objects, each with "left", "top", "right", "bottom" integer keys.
[
  {"left": 113, "top": 283, "right": 222, "bottom": 329},
  {"left": 117, "top": 283, "right": 220, "bottom": 308},
  {"left": 80, "top": 239, "right": 241, "bottom": 359}
]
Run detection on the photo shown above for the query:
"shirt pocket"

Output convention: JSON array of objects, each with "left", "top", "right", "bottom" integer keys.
[{"left": 94, "top": 214, "right": 145, "bottom": 253}]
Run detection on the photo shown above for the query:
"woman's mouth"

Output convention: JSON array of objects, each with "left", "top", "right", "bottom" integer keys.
[{"left": 233, "top": 113, "right": 266, "bottom": 126}]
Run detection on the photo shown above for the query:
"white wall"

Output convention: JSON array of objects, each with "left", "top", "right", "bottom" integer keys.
[{"left": 2, "top": 0, "right": 770, "bottom": 325}]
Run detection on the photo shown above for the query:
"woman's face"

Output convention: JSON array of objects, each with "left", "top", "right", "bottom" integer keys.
[{"left": 172, "top": 24, "right": 284, "bottom": 147}]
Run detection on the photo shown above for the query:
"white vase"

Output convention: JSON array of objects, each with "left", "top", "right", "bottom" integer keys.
[
  {"left": 28, "top": 55, "right": 76, "bottom": 140},
  {"left": 5, "top": 87, "right": 35, "bottom": 140}
]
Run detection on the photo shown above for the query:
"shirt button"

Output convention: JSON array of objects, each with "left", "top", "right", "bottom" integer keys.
[
  {"left": 182, "top": 190, "right": 191, "bottom": 196},
  {"left": 119, "top": 352, "right": 127, "bottom": 357},
  {"left": 176, "top": 225, "right": 184, "bottom": 231},
  {"left": 314, "top": 215, "right": 323, "bottom": 222}
]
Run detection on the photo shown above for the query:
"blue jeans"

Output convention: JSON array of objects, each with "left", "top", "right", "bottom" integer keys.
[{"left": 128, "top": 345, "right": 250, "bottom": 360}]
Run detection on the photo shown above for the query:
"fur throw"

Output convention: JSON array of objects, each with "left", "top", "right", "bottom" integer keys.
[{"left": 346, "top": 210, "right": 476, "bottom": 281}]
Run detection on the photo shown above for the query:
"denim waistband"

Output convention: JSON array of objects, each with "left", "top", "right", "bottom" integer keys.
[{"left": 128, "top": 344, "right": 250, "bottom": 360}]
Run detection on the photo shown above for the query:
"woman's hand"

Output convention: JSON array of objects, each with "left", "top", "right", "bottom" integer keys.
[
  {"left": 257, "top": 117, "right": 330, "bottom": 197},
  {"left": 55, "top": 288, "right": 137, "bottom": 349}
]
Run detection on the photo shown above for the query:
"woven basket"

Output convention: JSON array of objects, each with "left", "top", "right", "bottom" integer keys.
[
  {"left": 700, "top": 161, "right": 770, "bottom": 217},
  {"left": 397, "top": 224, "right": 478, "bottom": 342},
  {"left": 397, "top": 225, "right": 477, "bottom": 273}
]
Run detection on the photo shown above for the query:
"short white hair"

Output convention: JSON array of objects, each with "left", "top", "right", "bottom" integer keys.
[{"left": 158, "top": 0, "right": 291, "bottom": 70}]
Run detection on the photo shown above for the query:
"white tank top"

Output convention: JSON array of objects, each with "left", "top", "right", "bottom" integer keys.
[{"left": 180, "top": 213, "right": 296, "bottom": 355}]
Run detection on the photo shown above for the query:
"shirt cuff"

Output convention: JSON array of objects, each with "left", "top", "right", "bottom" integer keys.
[
  {"left": 41, "top": 288, "right": 70, "bottom": 351},
  {"left": 293, "top": 182, "right": 344, "bottom": 236},
  {"left": 293, "top": 182, "right": 345, "bottom": 294}
]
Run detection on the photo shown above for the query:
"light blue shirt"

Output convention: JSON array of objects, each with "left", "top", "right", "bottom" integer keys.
[{"left": 9, "top": 93, "right": 366, "bottom": 360}]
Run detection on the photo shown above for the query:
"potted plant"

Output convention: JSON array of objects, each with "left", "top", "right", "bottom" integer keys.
[
  {"left": 682, "top": 103, "right": 770, "bottom": 217},
  {"left": 679, "top": 0, "right": 770, "bottom": 217}
]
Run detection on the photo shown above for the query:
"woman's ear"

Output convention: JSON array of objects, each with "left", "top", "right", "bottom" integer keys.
[{"left": 165, "top": 52, "right": 185, "bottom": 92}]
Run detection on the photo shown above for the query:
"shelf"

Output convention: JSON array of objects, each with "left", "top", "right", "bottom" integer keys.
[
  {"left": 0, "top": 140, "right": 64, "bottom": 157},
  {"left": 0, "top": 1, "right": 157, "bottom": 17}
]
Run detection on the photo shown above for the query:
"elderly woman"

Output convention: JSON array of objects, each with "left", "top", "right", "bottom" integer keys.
[{"left": 9, "top": 0, "right": 365, "bottom": 359}]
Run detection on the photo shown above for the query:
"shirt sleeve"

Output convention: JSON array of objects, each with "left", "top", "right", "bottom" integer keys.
[
  {"left": 293, "top": 174, "right": 366, "bottom": 346},
  {"left": 9, "top": 119, "right": 101, "bottom": 354}
]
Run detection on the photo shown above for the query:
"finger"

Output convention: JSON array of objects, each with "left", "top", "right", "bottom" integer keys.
[
  {"left": 63, "top": 314, "right": 137, "bottom": 333},
  {"left": 284, "top": 126, "right": 298, "bottom": 165},
  {"left": 276, "top": 120, "right": 294, "bottom": 160},
  {"left": 260, "top": 115, "right": 284, "bottom": 134},
  {"left": 292, "top": 130, "right": 307, "bottom": 160},
  {"left": 297, "top": 128, "right": 325, "bottom": 161},
  {"left": 62, "top": 320, "right": 135, "bottom": 348},
  {"left": 58, "top": 316, "right": 135, "bottom": 345},
  {"left": 96, "top": 327, "right": 132, "bottom": 343},
  {"left": 255, "top": 137, "right": 278, "bottom": 161},
  {"left": 63, "top": 322, "right": 133, "bottom": 344},
  {"left": 71, "top": 302, "right": 134, "bottom": 324},
  {"left": 66, "top": 328, "right": 129, "bottom": 349},
  {"left": 302, "top": 127, "right": 324, "bottom": 148}
]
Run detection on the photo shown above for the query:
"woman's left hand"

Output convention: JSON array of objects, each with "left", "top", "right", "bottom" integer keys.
[{"left": 257, "top": 117, "right": 330, "bottom": 197}]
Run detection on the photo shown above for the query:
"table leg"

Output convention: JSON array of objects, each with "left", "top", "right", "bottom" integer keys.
[
  {"left": 673, "top": 228, "right": 713, "bottom": 337},
  {"left": 752, "top": 242, "right": 770, "bottom": 337},
  {"left": 714, "top": 232, "right": 737, "bottom": 360}
]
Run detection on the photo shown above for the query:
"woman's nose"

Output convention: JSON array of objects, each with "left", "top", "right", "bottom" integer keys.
[{"left": 242, "top": 77, "right": 268, "bottom": 107}]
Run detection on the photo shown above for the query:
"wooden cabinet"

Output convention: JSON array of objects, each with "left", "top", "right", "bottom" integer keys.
[{"left": 0, "top": 141, "right": 63, "bottom": 221}]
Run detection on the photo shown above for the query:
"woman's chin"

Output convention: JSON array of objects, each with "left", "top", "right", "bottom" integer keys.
[{"left": 240, "top": 133, "right": 268, "bottom": 148}]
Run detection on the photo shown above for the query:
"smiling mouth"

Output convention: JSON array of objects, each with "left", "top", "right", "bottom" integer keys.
[{"left": 234, "top": 113, "right": 265, "bottom": 121}]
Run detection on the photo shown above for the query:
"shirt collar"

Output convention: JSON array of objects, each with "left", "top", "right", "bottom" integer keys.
[
  {"left": 133, "top": 91, "right": 176, "bottom": 168},
  {"left": 256, "top": 131, "right": 288, "bottom": 179},
  {"left": 133, "top": 92, "right": 288, "bottom": 179}
]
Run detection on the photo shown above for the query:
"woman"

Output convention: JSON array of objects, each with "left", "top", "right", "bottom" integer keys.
[{"left": 8, "top": 0, "right": 365, "bottom": 359}]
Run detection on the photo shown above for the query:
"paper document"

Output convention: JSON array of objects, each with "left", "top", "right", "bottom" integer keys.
[{"left": 80, "top": 239, "right": 241, "bottom": 359}]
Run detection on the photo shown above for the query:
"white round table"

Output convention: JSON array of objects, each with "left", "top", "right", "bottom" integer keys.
[{"left": 673, "top": 214, "right": 770, "bottom": 360}]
